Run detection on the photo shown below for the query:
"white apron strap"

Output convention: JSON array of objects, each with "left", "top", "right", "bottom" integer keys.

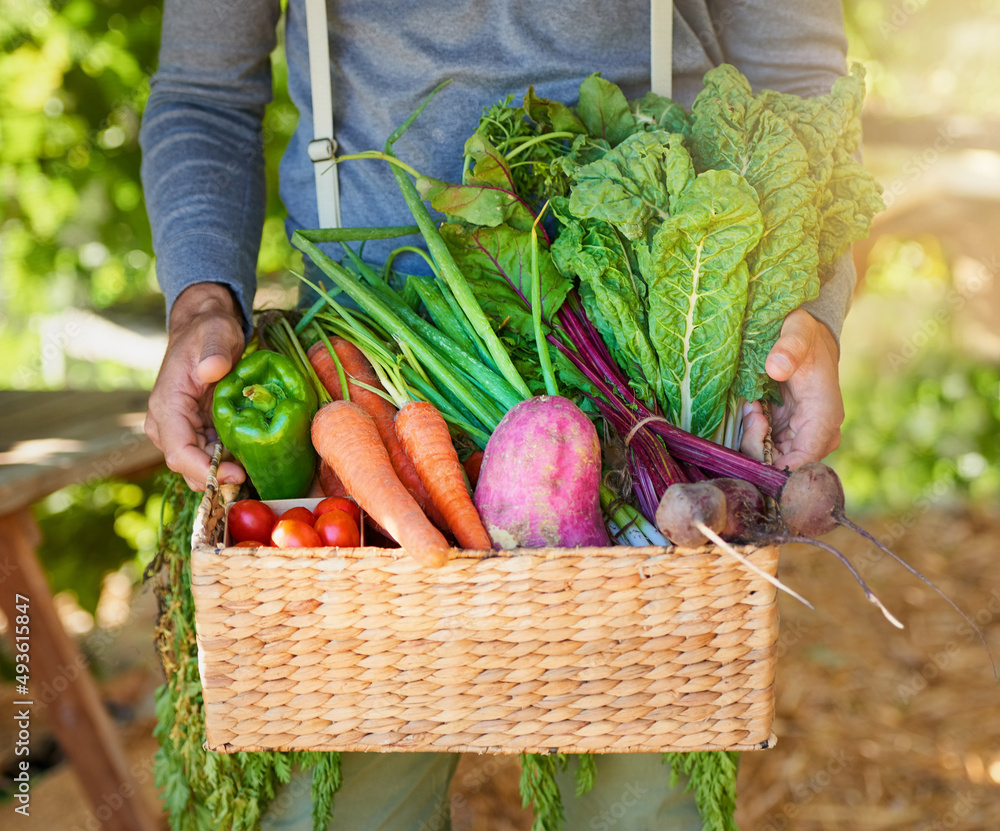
[
  {"left": 304, "top": 0, "right": 673, "bottom": 229},
  {"left": 305, "top": 0, "right": 341, "bottom": 229},
  {"left": 650, "top": 0, "right": 673, "bottom": 98}
]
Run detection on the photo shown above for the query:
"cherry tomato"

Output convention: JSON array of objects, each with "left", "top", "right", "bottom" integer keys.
[
  {"left": 228, "top": 499, "right": 278, "bottom": 544},
  {"left": 314, "top": 496, "right": 361, "bottom": 526},
  {"left": 280, "top": 506, "right": 316, "bottom": 526},
  {"left": 271, "top": 518, "right": 322, "bottom": 548},
  {"left": 314, "top": 510, "right": 361, "bottom": 548}
]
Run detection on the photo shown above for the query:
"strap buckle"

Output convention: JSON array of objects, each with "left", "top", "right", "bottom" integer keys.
[{"left": 308, "top": 137, "right": 338, "bottom": 163}]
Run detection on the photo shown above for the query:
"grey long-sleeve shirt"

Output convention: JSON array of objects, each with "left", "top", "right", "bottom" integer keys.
[{"left": 140, "top": 0, "right": 855, "bottom": 341}]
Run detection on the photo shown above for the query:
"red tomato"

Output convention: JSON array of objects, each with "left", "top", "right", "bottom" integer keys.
[
  {"left": 314, "top": 496, "right": 361, "bottom": 526},
  {"left": 271, "top": 519, "right": 322, "bottom": 548},
  {"left": 228, "top": 499, "right": 278, "bottom": 544},
  {"left": 314, "top": 510, "right": 361, "bottom": 548},
  {"left": 233, "top": 539, "right": 268, "bottom": 548},
  {"left": 280, "top": 506, "right": 316, "bottom": 526}
]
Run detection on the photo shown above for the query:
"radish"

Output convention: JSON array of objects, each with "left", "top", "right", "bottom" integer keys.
[
  {"left": 703, "top": 476, "right": 902, "bottom": 625},
  {"left": 473, "top": 395, "right": 610, "bottom": 549}
]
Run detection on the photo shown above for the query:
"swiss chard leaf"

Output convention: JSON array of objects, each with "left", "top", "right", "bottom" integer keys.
[
  {"left": 577, "top": 72, "right": 636, "bottom": 147},
  {"left": 631, "top": 91, "right": 693, "bottom": 137},
  {"left": 639, "top": 168, "right": 763, "bottom": 438},
  {"left": 691, "top": 64, "right": 821, "bottom": 402},
  {"left": 756, "top": 65, "right": 885, "bottom": 269},
  {"left": 567, "top": 130, "right": 694, "bottom": 241},
  {"left": 550, "top": 205, "right": 661, "bottom": 402},
  {"left": 438, "top": 221, "right": 572, "bottom": 342},
  {"left": 418, "top": 133, "right": 535, "bottom": 231}
]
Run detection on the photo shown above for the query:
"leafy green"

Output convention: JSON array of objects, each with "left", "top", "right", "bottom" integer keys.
[
  {"left": 690, "top": 65, "right": 821, "bottom": 403},
  {"left": 418, "top": 133, "right": 573, "bottom": 345},
  {"left": 420, "top": 133, "right": 536, "bottom": 230},
  {"left": 523, "top": 86, "right": 589, "bottom": 136},
  {"left": 640, "top": 169, "right": 763, "bottom": 437},
  {"left": 576, "top": 72, "right": 636, "bottom": 146},
  {"left": 550, "top": 205, "right": 661, "bottom": 403},
  {"left": 631, "top": 90, "right": 693, "bottom": 136},
  {"left": 519, "top": 753, "right": 570, "bottom": 831},
  {"left": 437, "top": 221, "right": 572, "bottom": 341},
  {"left": 567, "top": 130, "right": 694, "bottom": 240}
]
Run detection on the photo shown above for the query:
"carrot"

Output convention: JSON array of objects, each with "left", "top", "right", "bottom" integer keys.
[
  {"left": 318, "top": 457, "right": 397, "bottom": 544},
  {"left": 394, "top": 401, "right": 493, "bottom": 551},
  {"left": 462, "top": 450, "right": 485, "bottom": 489},
  {"left": 307, "top": 339, "right": 450, "bottom": 532},
  {"left": 317, "top": 458, "right": 349, "bottom": 498},
  {"left": 311, "top": 401, "right": 449, "bottom": 567}
]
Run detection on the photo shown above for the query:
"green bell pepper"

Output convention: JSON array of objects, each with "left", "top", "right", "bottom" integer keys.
[{"left": 212, "top": 349, "right": 318, "bottom": 500}]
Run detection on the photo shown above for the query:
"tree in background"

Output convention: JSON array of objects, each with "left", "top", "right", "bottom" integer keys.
[{"left": 0, "top": 0, "right": 298, "bottom": 388}]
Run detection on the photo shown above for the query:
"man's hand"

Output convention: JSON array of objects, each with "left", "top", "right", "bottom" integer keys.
[
  {"left": 740, "top": 308, "right": 845, "bottom": 470},
  {"left": 145, "top": 283, "right": 247, "bottom": 491}
]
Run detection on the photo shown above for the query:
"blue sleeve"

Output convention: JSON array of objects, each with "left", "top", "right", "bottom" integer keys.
[{"left": 139, "top": 0, "right": 282, "bottom": 334}]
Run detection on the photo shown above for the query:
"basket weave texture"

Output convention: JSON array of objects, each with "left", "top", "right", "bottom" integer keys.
[{"left": 190, "top": 450, "right": 779, "bottom": 755}]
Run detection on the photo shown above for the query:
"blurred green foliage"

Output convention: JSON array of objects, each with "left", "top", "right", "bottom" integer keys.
[
  {"left": 830, "top": 235, "right": 1000, "bottom": 513},
  {"left": 34, "top": 476, "right": 162, "bottom": 613},
  {"left": 1, "top": 0, "right": 161, "bottom": 325},
  {"left": 0, "top": 0, "right": 299, "bottom": 389}
]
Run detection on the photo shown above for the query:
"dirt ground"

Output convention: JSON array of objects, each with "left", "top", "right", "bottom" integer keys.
[{"left": 2, "top": 505, "right": 998, "bottom": 830}]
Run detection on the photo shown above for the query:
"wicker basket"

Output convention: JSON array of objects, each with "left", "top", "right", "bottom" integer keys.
[{"left": 190, "top": 447, "right": 779, "bottom": 755}]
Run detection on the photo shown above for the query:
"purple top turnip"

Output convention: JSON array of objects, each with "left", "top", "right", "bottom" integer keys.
[{"left": 473, "top": 395, "right": 610, "bottom": 549}]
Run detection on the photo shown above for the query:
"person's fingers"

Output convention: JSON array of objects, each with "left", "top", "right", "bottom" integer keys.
[
  {"left": 769, "top": 389, "right": 843, "bottom": 470},
  {"left": 195, "top": 325, "right": 243, "bottom": 384},
  {"left": 771, "top": 422, "right": 841, "bottom": 471},
  {"left": 765, "top": 308, "right": 815, "bottom": 383},
  {"left": 739, "top": 401, "right": 768, "bottom": 462},
  {"left": 196, "top": 353, "right": 235, "bottom": 385},
  {"left": 146, "top": 286, "right": 246, "bottom": 489}
]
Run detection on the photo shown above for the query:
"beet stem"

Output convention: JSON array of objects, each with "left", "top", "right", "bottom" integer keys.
[
  {"left": 835, "top": 512, "right": 996, "bottom": 676},
  {"left": 696, "top": 521, "right": 814, "bottom": 610}
]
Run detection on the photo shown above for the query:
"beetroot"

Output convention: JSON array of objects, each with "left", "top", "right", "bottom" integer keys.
[
  {"left": 711, "top": 477, "right": 767, "bottom": 541},
  {"left": 655, "top": 482, "right": 728, "bottom": 548},
  {"left": 473, "top": 395, "right": 610, "bottom": 549}
]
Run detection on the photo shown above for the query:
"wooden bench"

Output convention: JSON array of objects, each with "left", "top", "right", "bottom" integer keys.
[{"left": 0, "top": 389, "right": 164, "bottom": 831}]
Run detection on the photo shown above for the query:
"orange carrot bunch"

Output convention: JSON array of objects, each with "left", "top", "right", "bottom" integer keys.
[
  {"left": 307, "top": 338, "right": 448, "bottom": 529},
  {"left": 311, "top": 401, "right": 451, "bottom": 567},
  {"left": 307, "top": 337, "right": 493, "bottom": 563}
]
